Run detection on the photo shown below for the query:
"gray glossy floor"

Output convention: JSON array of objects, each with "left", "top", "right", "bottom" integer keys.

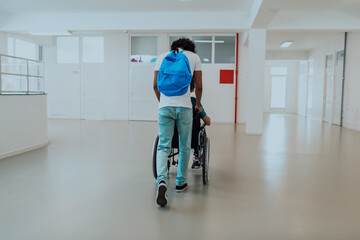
[{"left": 1, "top": 114, "right": 360, "bottom": 240}]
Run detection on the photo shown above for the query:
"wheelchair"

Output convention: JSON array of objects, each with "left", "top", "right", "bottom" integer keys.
[{"left": 152, "top": 109, "right": 210, "bottom": 184}]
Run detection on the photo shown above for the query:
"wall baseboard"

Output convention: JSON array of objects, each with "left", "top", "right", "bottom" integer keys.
[
  {"left": 0, "top": 141, "right": 49, "bottom": 160},
  {"left": 343, "top": 124, "right": 360, "bottom": 132}
]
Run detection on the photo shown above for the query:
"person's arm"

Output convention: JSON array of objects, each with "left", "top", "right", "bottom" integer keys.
[
  {"left": 202, "top": 115, "right": 211, "bottom": 126},
  {"left": 153, "top": 70, "right": 160, "bottom": 102},
  {"left": 193, "top": 71, "right": 202, "bottom": 111}
]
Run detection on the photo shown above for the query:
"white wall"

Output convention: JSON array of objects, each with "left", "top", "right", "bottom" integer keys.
[
  {"left": 297, "top": 61, "right": 309, "bottom": 117},
  {"left": 202, "top": 64, "right": 235, "bottom": 123},
  {"left": 0, "top": 95, "right": 48, "bottom": 159},
  {"left": 103, "top": 34, "right": 129, "bottom": 120},
  {"left": 0, "top": 32, "right": 7, "bottom": 54},
  {"left": 44, "top": 33, "right": 237, "bottom": 123},
  {"left": 264, "top": 61, "right": 299, "bottom": 113},
  {"left": 266, "top": 50, "right": 309, "bottom": 60},
  {"left": 307, "top": 34, "right": 344, "bottom": 121},
  {"left": 343, "top": 32, "right": 360, "bottom": 131},
  {"left": 237, "top": 38, "right": 248, "bottom": 124}
]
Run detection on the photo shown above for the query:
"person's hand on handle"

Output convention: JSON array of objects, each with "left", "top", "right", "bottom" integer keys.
[{"left": 195, "top": 104, "right": 203, "bottom": 113}]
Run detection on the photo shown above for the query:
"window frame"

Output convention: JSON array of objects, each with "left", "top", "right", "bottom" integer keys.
[
  {"left": 129, "top": 34, "right": 158, "bottom": 64},
  {"left": 168, "top": 33, "right": 236, "bottom": 65}
]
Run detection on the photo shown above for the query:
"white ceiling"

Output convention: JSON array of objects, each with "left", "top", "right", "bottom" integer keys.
[
  {"left": 279, "top": 0, "right": 360, "bottom": 11},
  {"left": 1, "top": 0, "right": 360, "bottom": 32},
  {"left": 0, "top": 0, "right": 254, "bottom": 14},
  {"left": 0, "top": 0, "right": 356, "bottom": 61},
  {"left": 266, "top": 31, "right": 345, "bottom": 51}
]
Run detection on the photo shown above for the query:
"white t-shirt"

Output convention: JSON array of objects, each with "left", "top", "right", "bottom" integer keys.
[{"left": 155, "top": 50, "right": 202, "bottom": 109}]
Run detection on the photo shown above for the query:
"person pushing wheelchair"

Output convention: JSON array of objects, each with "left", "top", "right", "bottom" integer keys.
[{"left": 153, "top": 38, "right": 203, "bottom": 207}]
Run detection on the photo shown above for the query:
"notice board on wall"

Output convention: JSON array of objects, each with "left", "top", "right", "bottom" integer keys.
[{"left": 219, "top": 69, "right": 234, "bottom": 84}]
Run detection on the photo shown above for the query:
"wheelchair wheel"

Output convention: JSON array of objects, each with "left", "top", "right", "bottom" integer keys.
[
  {"left": 152, "top": 135, "right": 171, "bottom": 180},
  {"left": 202, "top": 137, "right": 210, "bottom": 184},
  {"left": 152, "top": 135, "right": 159, "bottom": 179}
]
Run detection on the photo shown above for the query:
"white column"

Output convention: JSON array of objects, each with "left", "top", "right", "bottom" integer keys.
[
  {"left": 246, "top": 29, "right": 266, "bottom": 134},
  {"left": 237, "top": 37, "right": 248, "bottom": 124}
]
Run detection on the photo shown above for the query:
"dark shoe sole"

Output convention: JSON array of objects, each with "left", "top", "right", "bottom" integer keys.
[{"left": 156, "top": 184, "right": 167, "bottom": 206}]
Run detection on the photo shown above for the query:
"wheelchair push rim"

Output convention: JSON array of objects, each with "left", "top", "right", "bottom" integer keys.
[
  {"left": 152, "top": 135, "right": 159, "bottom": 179},
  {"left": 202, "top": 137, "right": 210, "bottom": 185}
]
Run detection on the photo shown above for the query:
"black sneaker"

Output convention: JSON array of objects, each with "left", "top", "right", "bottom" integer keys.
[
  {"left": 172, "top": 159, "right": 178, "bottom": 167},
  {"left": 175, "top": 183, "right": 188, "bottom": 192},
  {"left": 191, "top": 160, "right": 201, "bottom": 169},
  {"left": 156, "top": 181, "right": 168, "bottom": 207}
]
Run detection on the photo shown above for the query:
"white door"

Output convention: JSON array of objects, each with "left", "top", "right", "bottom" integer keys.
[
  {"left": 80, "top": 36, "right": 105, "bottom": 120},
  {"left": 323, "top": 54, "right": 334, "bottom": 123},
  {"left": 270, "top": 76, "right": 286, "bottom": 111},
  {"left": 306, "top": 60, "right": 314, "bottom": 118},
  {"left": 332, "top": 51, "right": 344, "bottom": 125},
  {"left": 129, "top": 63, "right": 158, "bottom": 121},
  {"left": 81, "top": 64, "right": 105, "bottom": 120}
]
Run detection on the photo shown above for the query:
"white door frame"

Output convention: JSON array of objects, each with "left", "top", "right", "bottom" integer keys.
[{"left": 322, "top": 53, "right": 335, "bottom": 123}]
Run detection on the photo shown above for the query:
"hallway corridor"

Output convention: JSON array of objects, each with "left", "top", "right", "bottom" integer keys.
[{"left": 1, "top": 114, "right": 360, "bottom": 240}]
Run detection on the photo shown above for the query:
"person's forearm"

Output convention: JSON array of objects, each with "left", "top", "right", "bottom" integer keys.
[
  {"left": 193, "top": 71, "right": 203, "bottom": 107},
  {"left": 195, "top": 86, "right": 202, "bottom": 106},
  {"left": 153, "top": 71, "right": 160, "bottom": 102},
  {"left": 154, "top": 86, "right": 160, "bottom": 101},
  {"left": 203, "top": 116, "right": 211, "bottom": 126}
]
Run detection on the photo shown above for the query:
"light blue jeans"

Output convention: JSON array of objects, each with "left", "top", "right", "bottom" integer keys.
[{"left": 157, "top": 107, "right": 193, "bottom": 186}]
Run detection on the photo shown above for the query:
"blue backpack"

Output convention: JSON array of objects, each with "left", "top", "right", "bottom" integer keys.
[{"left": 157, "top": 50, "right": 192, "bottom": 96}]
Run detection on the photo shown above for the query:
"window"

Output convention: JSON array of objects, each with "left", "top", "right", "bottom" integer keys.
[
  {"left": 169, "top": 36, "right": 190, "bottom": 50},
  {"left": 270, "top": 66, "right": 288, "bottom": 109},
  {"left": 168, "top": 35, "right": 236, "bottom": 64},
  {"left": 15, "top": 39, "right": 37, "bottom": 60},
  {"left": 271, "top": 67, "right": 288, "bottom": 75},
  {"left": 57, "top": 37, "right": 79, "bottom": 63},
  {"left": 271, "top": 77, "right": 286, "bottom": 108},
  {"left": 336, "top": 51, "right": 344, "bottom": 67},
  {"left": 326, "top": 54, "right": 333, "bottom": 68},
  {"left": 131, "top": 36, "right": 157, "bottom": 63},
  {"left": 7, "top": 37, "right": 40, "bottom": 60},
  {"left": 82, "top": 37, "right": 104, "bottom": 63},
  {"left": 214, "top": 36, "right": 235, "bottom": 64},
  {"left": 193, "top": 36, "right": 212, "bottom": 63}
]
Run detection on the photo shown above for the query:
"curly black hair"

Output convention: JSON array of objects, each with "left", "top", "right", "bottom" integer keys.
[{"left": 171, "top": 38, "right": 196, "bottom": 53}]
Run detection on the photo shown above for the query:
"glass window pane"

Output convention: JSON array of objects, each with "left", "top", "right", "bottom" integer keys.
[
  {"left": 326, "top": 54, "right": 333, "bottom": 68},
  {"left": 215, "top": 36, "right": 235, "bottom": 64},
  {"left": 131, "top": 36, "right": 157, "bottom": 63},
  {"left": 193, "top": 36, "right": 212, "bottom": 63},
  {"left": 169, "top": 36, "right": 191, "bottom": 50},
  {"left": 15, "top": 39, "right": 38, "bottom": 60},
  {"left": 57, "top": 37, "right": 79, "bottom": 63},
  {"left": 82, "top": 37, "right": 104, "bottom": 63},
  {"left": 271, "top": 77, "right": 286, "bottom": 108},
  {"left": 0, "top": 55, "right": 27, "bottom": 75},
  {"left": 336, "top": 51, "right": 344, "bottom": 67},
  {"left": 28, "top": 61, "right": 44, "bottom": 77},
  {"left": 271, "top": 67, "right": 288, "bottom": 75},
  {"left": 1, "top": 75, "right": 27, "bottom": 92},
  {"left": 29, "top": 77, "right": 44, "bottom": 92}
]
